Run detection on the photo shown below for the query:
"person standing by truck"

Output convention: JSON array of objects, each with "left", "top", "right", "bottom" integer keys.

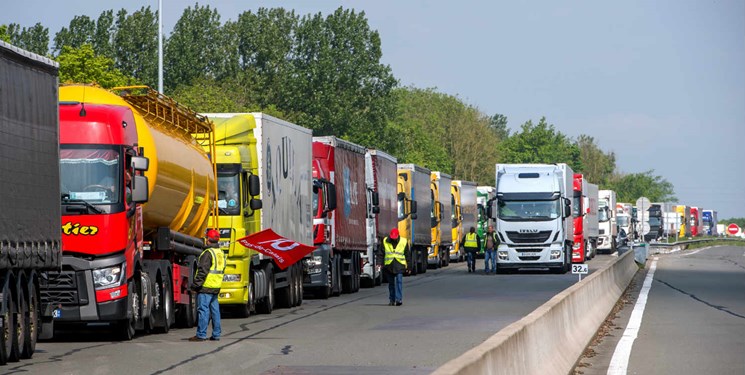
[
  {"left": 190, "top": 229, "right": 226, "bottom": 341},
  {"left": 382, "top": 228, "right": 408, "bottom": 306},
  {"left": 461, "top": 227, "right": 481, "bottom": 273},
  {"left": 483, "top": 225, "right": 499, "bottom": 274}
]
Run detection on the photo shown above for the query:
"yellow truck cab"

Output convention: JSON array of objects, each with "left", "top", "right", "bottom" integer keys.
[{"left": 429, "top": 172, "right": 452, "bottom": 268}]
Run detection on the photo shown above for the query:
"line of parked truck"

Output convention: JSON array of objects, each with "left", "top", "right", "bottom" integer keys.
[{"left": 0, "top": 41, "right": 723, "bottom": 365}]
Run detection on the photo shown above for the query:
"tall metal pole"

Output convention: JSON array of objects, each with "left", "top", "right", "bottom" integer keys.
[{"left": 158, "top": 0, "right": 163, "bottom": 93}]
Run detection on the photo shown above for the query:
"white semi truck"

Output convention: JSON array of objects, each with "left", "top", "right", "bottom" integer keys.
[
  {"left": 597, "top": 190, "right": 617, "bottom": 253},
  {"left": 492, "top": 164, "right": 574, "bottom": 274}
]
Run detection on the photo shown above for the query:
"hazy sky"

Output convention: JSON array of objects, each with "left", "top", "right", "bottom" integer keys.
[{"left": 4, "top": 0, "right": 744, "bottom": 218}]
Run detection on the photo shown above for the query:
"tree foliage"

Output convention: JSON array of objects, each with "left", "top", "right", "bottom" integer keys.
[
  {"left": 4, "top": 23, "right": 49, "bottom": 55},
  {"left": 500, "top": 117, "right": 582, "bottom": 171},
  {"left": 719, "top": 218, "right": 745, "bottom": 228},
  {"left": 576, "top": 134, "right": 616, "bottom": 187},
  {"left": 488, "top": 113, "right": 510, "bottom": 140},
  {"left": 57, "top": 44, "right": 134, "bottom": 88},
  {"left": 388, "top": 87, "right": 500, "bottom": 184},
  {"left": 53, "top": 15, "right": 95, "bottom": 55},
  {"left": 608, "top": 170, "right": 676, "bottom": 203},
  {"left": 166, "top": 4, "right": 227, "bottom": 91},
  {"left": 113, "top": 7, "right": 158, "bottom": 87}
]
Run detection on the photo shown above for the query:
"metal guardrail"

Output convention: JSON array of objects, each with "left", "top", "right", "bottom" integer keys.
[{"left": 646, "top": 238, "right": 745, "bottom": 254}]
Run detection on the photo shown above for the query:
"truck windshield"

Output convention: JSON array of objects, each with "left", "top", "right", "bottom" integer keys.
[
  {"left": 649, "top": 217, "right": 661, "bottom": 227},
  {"left": 217, "top": 175, "right": 241, "bottom": 216},
  {"left": 572, "top": 191, "right": 581, "bottom": 218},
  {"left": 498, "top": 199, "right": 560, "bottom": 221},
  {"left": 598, "top": 207, "right": 610, "bottom": 222},
  {"left": 60, "top": 147, "right": 121, "bottom": 204},
  {"left": 617, "top": 216, "right": 630, "bottom": 227}
]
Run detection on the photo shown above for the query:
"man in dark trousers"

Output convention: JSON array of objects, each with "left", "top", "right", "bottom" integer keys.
[
  {"left": 189, "top": 229, "right": 226, "bottom": 341},
  {"left": 461, "top": 226, "right": 481, "bottom": 273},
  {"left": 382, "top": 228, "right": 408, "bottom": 306},
  {"left": 483, "top": 225, "right": 499, "bottom": 274}
]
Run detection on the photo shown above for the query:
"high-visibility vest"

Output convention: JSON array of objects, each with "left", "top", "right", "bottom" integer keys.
[
  {"left": 384, "top": 237, "right": 408, "bottom": 268},
  {"left": 464, "top": 233, "right": 478, "bottom": 249},
  {"left": 199, "top": 246, "right": 226, "bottom": 289}
]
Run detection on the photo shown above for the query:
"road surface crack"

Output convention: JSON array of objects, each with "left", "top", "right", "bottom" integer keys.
[{"left": 655, "top": 279, "right": 745, "bottom": 320}]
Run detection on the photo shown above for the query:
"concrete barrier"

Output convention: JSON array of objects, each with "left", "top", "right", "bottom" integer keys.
[{"left": 433, "top": 251, "right": 638, "bottom": 375}]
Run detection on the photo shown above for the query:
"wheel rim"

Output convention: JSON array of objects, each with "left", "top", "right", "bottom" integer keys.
[{"left": 164, "top": 281, "right": 172, "bottom": 326}]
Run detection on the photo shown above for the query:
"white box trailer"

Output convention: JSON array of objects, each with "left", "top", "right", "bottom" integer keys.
[{"left": 584, "top": 182, "right": 599, "bottom": 257}]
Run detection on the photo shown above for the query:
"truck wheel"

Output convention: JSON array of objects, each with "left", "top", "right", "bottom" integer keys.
[
  {"left": 0, "top": 278, "right": 17, "bottom": 365},
  {"left": 295, "top": 265, "right": 303, "bottom": 306},
  {"left": 256, "top": 266, "right": 274, "bottom": 314},
  {"left": 21, "top": 280, "right": 38, "bottom": 359},
  {"left": 12, "top": 284, "right": 26, "bottom": 362},
  {"left": 153, "top": 275, "right": 173, "bottom": 333},
  {"left": 332, "top": 256, "right": 342, "bottom": 297},
  {"left": 419, "top": 250, "right": 427, "bottom": 274},
  {"left": 118, "top": 281, "right": 137, "bottom": 340}
]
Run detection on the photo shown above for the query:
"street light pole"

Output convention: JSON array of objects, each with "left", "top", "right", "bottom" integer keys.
[{"left": 158, "top": 0, "right": 163, "bottom": 93}]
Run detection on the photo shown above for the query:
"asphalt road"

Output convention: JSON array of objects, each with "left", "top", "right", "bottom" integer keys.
[
  {"left": 8, "top": 256, "right": 612, "bottom": 375},
  {"left": 577, "top": 245, "right": 745, "bottom": 375}
]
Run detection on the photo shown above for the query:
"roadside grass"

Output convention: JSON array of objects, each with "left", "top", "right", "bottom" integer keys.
[{"left": 685, "top": 239, "right": 745, "bottom": 250}]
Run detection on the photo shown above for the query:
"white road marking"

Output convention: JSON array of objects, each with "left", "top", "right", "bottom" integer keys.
[
  {"left": 681, "top": 247, "right": 710, "bottom": 257},
  {"left": 607, "top": 257, "right": 659, "bottom": 375}
]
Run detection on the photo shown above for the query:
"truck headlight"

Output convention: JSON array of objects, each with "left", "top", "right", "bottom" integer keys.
[
  {"left": 573, "top": 242, "right": 581, "bottom": 250},
  {"left": 550, "top": 250, "right": 562, "bottom": 260},
  {"left": 223, "top": 274, "right": 241, "bottom": 282},
  {"left": 93, "top": 264, "right": 125, "bottom": 290},
  {"left": 497, "top": 251, "right": 509, "bottom": 260}
]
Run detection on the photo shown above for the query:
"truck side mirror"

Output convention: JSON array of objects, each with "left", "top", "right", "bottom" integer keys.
[
  {"left": 327, "top": 184, "right": 337, "bottom": 211},
  {"left": 563, "top": 198, "right": 571, "bottom": 218},
  {"left": 487, "top": 205, "right": 493, "bottom": 220},
  {"left": 411, "top": 213, "right": 418, "bottom": 220},
  {"left": 372, "top": 206, "right": 380, "bottom": 214},
  {"left": 248, "top": 174, "right": 260, "bottom": 196},
  {"left": 132, "top": 156, "right": 149, "bottom": 172},
  {"left": 250, "top": 198, "right": 262, "bottom": 210},
  {"left": 411, "top": 200, "right": 418, "bottom": 214},
  {"left": 132, "top": 175, "right": 149, "bottom": 203},
  {"left": 372, "top": 191, "right": 379, "bottom": 207}
]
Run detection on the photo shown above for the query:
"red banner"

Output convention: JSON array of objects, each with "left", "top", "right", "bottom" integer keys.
[{"left": 236, "top": 229, "right": 315, "bottom": 270}]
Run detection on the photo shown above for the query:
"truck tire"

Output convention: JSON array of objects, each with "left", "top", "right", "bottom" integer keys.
[
  {"left": 21, "top": 280, "right": 38, "bottom": 359},
  {"left": 276, "top": 270, "right": 293, "bottom": 309},
  {"left": 153, "top": 274, "right": 173, "bottom": 333},
  {"left": 256, "top": 266, "right": 274, "bottom": 314},
  {"left": 0, "top": 277, "right": 17, "bottom": 365},
  {"left": 419, "top": 250, "right": 427, "bottom": 274},
  {"left": 332, "top": 256, "right": 342, "bottom": 297},
  {"left": 118, "top": 280, "right": 137, "bottom": 340},
  {"left": 13, "top": 282, "right": 26, "bottom": 362},
  {"left": 295, "top": 264, "right": 304, "bottom": 306}
]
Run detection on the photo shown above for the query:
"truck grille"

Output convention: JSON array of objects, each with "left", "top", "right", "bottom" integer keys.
[
  {"left": 41, "top": 270, "right": 81, "bottom": 305},
  {"left": 519, "top": 256, "right": 540, "bottom": 261},
  {"left": 506, "top": 231, "right": 553, "bottom": 243}
]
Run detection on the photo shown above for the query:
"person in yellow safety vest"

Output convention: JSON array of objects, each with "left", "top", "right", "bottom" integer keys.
[
  {"left": 382, "top": 228, "right": 409, "bottom": 306},
  {"left": 460, "top": 226, "right": 481, "bottom": 273},
  {"left": 189, "top": 229, "right": 226, "bottom": 342}
]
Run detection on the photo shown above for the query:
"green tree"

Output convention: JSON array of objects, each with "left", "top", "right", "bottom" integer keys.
[
  {"left": 608, "top": 170, "right": 676, "bottom": 203},
  {"left": 57, "top": 44, "right": 134, "bottom": 88},
  {"left": 93, "top": 10, "right": 115, "bottom": 59},
  {"left": 170, "top": 77, "right": 252, "bottom": 113},
  {"left": 6, "top": 23, "right": 49, "bottom": 55},
  {"left": 576, "top": 134, "right": 616, "bottom": 186},
  {"left": 286, "top": 7, "right": 398, "bottom": 148},
  {"left": 165, "top": 4, "right": 227, "bottom": 91},
  {"left": 0, "top": 25, "right": 10, "bottom": 42},
  {"left": 234, "top": 7, "right": 298, "bottom": 108},
  {"left": 488, "top": 113, "right": 510, "bottom": 140},
  {"left": 53, "top": 15, "right": 95, "bottom": 55},
  {"left": 719, "top": 218, "right": 745, "bottom": 228},
  {"left": 113, "top": 7, "right": 158, "bottom": 87},
  {"left": 388, "top": 87, "right": 499, "bottom": 184},
  {"left": 499, "top": 117, "right": 582, "bottom": 171}
]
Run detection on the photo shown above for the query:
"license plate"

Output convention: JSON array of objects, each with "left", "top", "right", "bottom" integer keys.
[
  {"left": 521, "top": 252, "right": 540, "bottom": 257},
  {"left": 53, "top": 309, "right": 62, "bottom": 319}
]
